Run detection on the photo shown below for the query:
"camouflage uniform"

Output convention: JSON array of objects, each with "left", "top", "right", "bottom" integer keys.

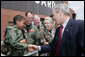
[
  {"left": 25, "top": 23, "right": 38, "bottom": 44},
  {"left": 4, "top": 25, "right": 29, "bottom": 56},
  {"left": 35, "top": 25, "right": 45, "bottom": 45},
  {"left": 25, "top": 24, "right": 42, "bottom": 56},
  {"left": 44, "top": 28, "right": 56, "bottom": 43},
  {"left": 42, "top": 28, "right": 56, "bottom": 56}
]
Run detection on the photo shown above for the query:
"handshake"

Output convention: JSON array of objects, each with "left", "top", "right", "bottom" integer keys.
[
  {"left": 28, "top": 44, "right": 40, "bottom": 52},
  {"left": 19, "top": 39, "right": 40, "bottom": 52}
]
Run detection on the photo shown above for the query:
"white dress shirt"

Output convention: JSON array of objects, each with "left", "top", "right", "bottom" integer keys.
[{"left": 62, "top": 17, "right": 70, "bottom": 37}]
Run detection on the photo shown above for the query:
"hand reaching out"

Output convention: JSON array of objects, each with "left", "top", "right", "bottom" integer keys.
[{"left": 28, "top": 44, "right": 40, "bottom": 52}]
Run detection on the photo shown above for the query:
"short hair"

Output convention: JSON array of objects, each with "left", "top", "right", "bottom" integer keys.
[
  {"left": 34, "top": 15, "right": 40, "bottom": 20},
  {"left": 13, "top": 15, "right": 26, "bottom": 24},
  {"left": 44, "top": 17, "right": 52, "bottom": 21},
  {"left": 25, "top": 11, "right": 33, "bottom": 16},
  {"left": 53, "top": 3, "right": 70, "bottom": 16},
  {"left": 44, "top": 17, "right": 53, "bottom": 24},
  {"left": 50, "top": 14, "right": 53, "bottom": 18}
]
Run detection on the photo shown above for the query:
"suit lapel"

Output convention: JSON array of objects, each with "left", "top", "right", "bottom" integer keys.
[
  {"left": 53, "top": 26, "right": 60, "bottom": 48},
  {"left": 59, "top": 19, "right": 74, "bottom": 50},
  {"left": 62, "top": 19, "right": 72, "bottom": 40}
]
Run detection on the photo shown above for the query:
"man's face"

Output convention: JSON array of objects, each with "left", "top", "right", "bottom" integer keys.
[
  {"left": 44, "top": 21, "right": 52, "bottom": 31},
  {"left": 16, "top": 20, "right": 26, "bottom": 29},
  {"left": 52, "top": 10, "right": 63, "bottom": 26},
  {"left": 26, "top": 13, "right": 33, "bottom": 25},
  {"left": 34, "top": 18, "right": 40, "bottom": 27}
]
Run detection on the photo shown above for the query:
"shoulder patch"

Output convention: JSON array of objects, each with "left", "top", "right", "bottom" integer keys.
[{"left": 29, "top": 29, "right": 35, "bottom": 32}]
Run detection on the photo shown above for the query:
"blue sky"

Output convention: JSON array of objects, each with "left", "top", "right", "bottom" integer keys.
[{"left": 68, "top": 1, "right": 84, "bottom": 20}]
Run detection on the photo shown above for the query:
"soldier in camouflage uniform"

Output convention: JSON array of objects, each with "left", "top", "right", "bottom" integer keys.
[
  {"left": 25, "top": 11, "right": 41, "bottom": 56},
  {"left": 42, "top": 17, "right": 56, "bottom": 56},
  {"left": 33, "top": 15, "right": 45, "bottom": 45},
  {"left": 3, "top": 15, "right": 29, "bottom": 56},
  {"left": 25, "top": 12, "right": 45, "bottom": 56},
  {"left": 33, "top": 15, "right": 46, "bottom": 56},
  {"left": 25, "top": 23, "right": 38, "bottom": 44},
  {"left": 25, "top": 11, "right": 38, "bottom": 45},
  {"left": 43, "top": 17, "right": 56, "bottom": 44}
]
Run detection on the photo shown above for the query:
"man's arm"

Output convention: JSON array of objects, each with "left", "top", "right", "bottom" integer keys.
[
  {"left": 28, "top": 28, "right": 59, "bottom": 54},
  {"left": 6, "top": 30, "right": 29, "bottom": 49},
  {"left": 78, "top": 21, "right": 84, "bottom": 56}
]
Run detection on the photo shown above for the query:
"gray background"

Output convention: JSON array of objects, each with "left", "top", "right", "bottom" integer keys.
[{"left": 1, "top": 1, "right": 62, "bottom": 16}]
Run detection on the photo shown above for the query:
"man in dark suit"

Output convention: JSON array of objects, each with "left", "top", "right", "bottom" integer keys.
[{"left": 28, "top": 3, "right": 84, "bottom": 56}]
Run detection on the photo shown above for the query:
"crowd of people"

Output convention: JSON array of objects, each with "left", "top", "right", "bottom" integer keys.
[
  {"left": 2, "top": 9, "right": 56, "bottom": 56},
  {"left": 1, "top": 3, "right": 84, "bottom": 56}
]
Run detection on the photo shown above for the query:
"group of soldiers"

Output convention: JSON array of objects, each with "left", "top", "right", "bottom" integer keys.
[{"left": 2, "top": 11, "right": 56, "bottom": 56}]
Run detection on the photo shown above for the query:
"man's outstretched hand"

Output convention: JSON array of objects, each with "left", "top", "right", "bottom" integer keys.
[{"left": 28, "top": 44, "right": 40, "bottom": 52}]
